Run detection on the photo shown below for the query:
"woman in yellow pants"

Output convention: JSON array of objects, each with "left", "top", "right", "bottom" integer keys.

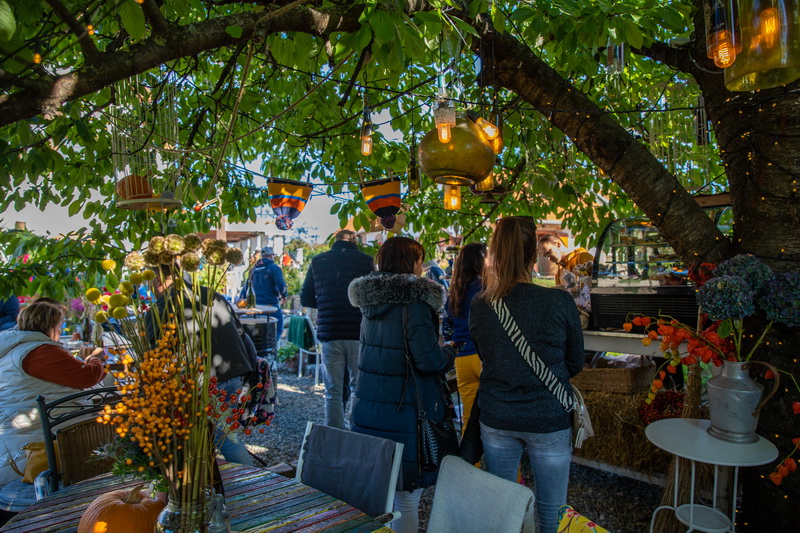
[{"left": 443, "top": 243, "right": 487, "bottom": 435}]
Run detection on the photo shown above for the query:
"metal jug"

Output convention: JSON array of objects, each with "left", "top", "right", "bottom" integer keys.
[{"left": 707, "top": 360, "right": 780, "bottom": 443}]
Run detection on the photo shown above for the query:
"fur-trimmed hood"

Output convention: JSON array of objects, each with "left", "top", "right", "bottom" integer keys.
[{"left": 348, "top": 272, "right": 446, "bottom": 318}]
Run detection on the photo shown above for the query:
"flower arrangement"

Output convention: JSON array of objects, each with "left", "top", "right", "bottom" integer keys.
[
  {"left": 624, "top": 253, "right": 800, "bottom": 485},
  {"left": 85, "top": 234, "right": 265, "bottom": 521}
]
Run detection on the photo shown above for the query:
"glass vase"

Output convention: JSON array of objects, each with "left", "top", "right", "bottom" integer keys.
[{"left": 155, "top": 488, "right": 213, "bottom": 533}]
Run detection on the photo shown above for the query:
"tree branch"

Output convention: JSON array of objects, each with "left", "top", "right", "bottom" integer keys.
[
  {"left": 0, "top": 69, "right": 51, "bottom": 92},
  {"left": 44, "top": 0, "right": 100, "bottom": 62},
  {"left": 140, "top": 0, "right": 170, "bottom": 34},
  {"left": 471, "top": 13, "right": 730, "bottom": 266},
  {"left": 634, "top": 40, "right": 695, "bottom": 75}
]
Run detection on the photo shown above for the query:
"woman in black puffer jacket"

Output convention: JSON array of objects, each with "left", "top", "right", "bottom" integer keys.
[{"left": 348, "top": 237, "right": 456, "bottom": 533}]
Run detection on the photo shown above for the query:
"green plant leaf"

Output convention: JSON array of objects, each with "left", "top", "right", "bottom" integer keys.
[
  {"left": 118, "top": 0, "right": 146, "bottom": 41},
  {"left": 718, "top": 318, "right": 732, "bottom": 338},
  {"left": 0, "top": 0, "right": 16, "bottom": 41},
  {"left": 225, "top": 25, "right": 242, "bottom": 39}
]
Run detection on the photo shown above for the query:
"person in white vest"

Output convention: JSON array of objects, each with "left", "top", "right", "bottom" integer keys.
[{"left": 0, "top": 298, "right": 106, "bottom": 492}]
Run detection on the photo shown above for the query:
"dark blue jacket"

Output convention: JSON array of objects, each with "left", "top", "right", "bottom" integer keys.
[
  {"left": 299, "top": 241, "right": 374, "bottom": 342},
  {"left": 0, "top": 298, "right": 19, "bottom": 331},
  {"left": 443, "top": 278, "right": 481, "bottom": 356},
  {"left": 239, "top": 258, "right": 287, "bottom": 305},
  {"left": 348, "top": 273, "right": 456, "bottom": 491}
]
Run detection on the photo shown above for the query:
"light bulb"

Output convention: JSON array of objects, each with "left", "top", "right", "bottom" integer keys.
[
  {"left": 361, "top": 136, "right": 373, "bottom": 156},
  {"left": 760, "top": 7, "right": 779, "bottom": 48},
  {"left": 491, "top": 135, "right": 504, "bottom": 155},
  {"left": 475, "top": 117, "right": 500, "bottom": 140},
  {"left": 437, "top": 124, "right": 452, "bottom": 143},
  {"left": 443, "top": 185, "right": 461, "bottom": 210},
  {"left": 475, "top": 174, "right": 495, "bottom": 191},
  {"left": 708, "top": 30, "right": 736, "bottom": 68}
]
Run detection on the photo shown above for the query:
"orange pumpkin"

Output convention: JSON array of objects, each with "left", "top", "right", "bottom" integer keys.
[
  {"left": 77, "top": 484, "right": 165, "bottom": 533},
  {"left": 116, "top": 174, "right": 153, "bottom": 200}
]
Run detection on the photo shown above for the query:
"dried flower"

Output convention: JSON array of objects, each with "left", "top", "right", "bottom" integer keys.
[
  {"left": 158, "top": 251, "right": 175, "bottom": 265},
  {"left": 141, "top": 269, "right": 156, "bottom": 282},
  {"left": 143, "top": 250, "right": 161, "bottom": 267},
  {"left": 111, "top": 307, "right": 128, "bottom": 320},
  {"left": 86, "top": 288, "right": 102, "bottom": 303},
  {"left": 124, "top": 251, "right": 145, "bottom": 271},
  {"left": 760, "top": 272, "right": 800, "bottom": 327},
  {"left": 129, "top": 272, "right": 144, "bottom": 285},
  {"left": 149, "top": 236, "right": 166, "bottom": 253},
  {"left": 225, "top": 248, "right": 244, "bottom": 266},
  {"left": 101, "top": 259, "right": 117, "bottom": 271},
  {"left": 180, "top": 252, "right": 201, "bottom": 272},
  {"left": 95, "top": 310, "right": 108, "bottom": 323},
  {"left": 204, "top": 246, "right": 226, "bottom": 266},
  {"left": 714, "top": 254, "right": 773, "bottom": 293},
  {"left": 697, "top": 275, "right": 756, "bottom": 321},
  {"left": 164, "top": 234, "right": 186, "bottom": 255},
  {"left": 109, "top": 294, "right": 128, "bottom": 308},
  {"left": 183, "top": 234, "right": 202, "bottom": 252}
]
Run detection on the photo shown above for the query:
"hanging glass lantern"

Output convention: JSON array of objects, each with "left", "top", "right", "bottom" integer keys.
[
  {"left": 434, "top": 100, "right": 457, "bottom": 143},
  {"left": 419, "top": 114, "right": 495, "bottom": 186},
  {"left": 706, "top": 0, "right": 740, "bottom": 68},
  {"left": 474, "top": 173, "right": 495, "bottom": 192},
  {"left": 490, "top": 111, "right": 504, "bottom": 154},
  {"left": 443, "top": 185, "right": 461, "bottom": 211},
  {"left": 725, "top": 0, "right": 800, "bottom": 91}
]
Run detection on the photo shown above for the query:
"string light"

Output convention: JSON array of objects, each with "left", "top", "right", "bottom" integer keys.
[{"left": 433, "top": 74, "right": 455, "bottom": 144}]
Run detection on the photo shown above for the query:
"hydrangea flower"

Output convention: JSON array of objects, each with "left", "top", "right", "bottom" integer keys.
[
  {"left": 697, "top": 275, "right": 756, "bottom": 320},
  {"left": 714, "top": 254, "right": 773, "bottom": 293},
  {"left": 760, "top": 272, "right": 800, "bottom": 327}
]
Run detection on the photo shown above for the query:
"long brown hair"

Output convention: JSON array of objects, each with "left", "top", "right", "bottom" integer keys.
[
  {"left": 448, "top": 242, "right": 487, "bottom": 316},
  {"left": 483, "top": 216, "right": 538, "bottom": 301},
  {"left": 376, "top": 236, "right": 425, "bottom": 274}
]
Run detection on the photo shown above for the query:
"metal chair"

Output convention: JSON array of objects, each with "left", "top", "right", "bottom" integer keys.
[
  {"left": 35, "top": 386, "right": 121, "bottom": 495},
  {"left": 289, "top": 314, "right": 321, "bottom": 386},
  {"left": 427, "top": 455, "right": 536, "bottom": 533},
  {"left": 295, "top": 421, "right": 403, "bottom": 523}
]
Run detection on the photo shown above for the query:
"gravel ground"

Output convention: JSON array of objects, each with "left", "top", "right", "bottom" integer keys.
[{"left": 244, "top": 367, "right": 662, "bottom": 532}]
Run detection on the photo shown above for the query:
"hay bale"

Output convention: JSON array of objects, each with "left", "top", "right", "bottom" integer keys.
[{"left": 573, "top": 390, "right": 671, "bottom": 476}]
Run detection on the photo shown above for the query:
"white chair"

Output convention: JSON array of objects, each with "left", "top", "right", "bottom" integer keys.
[
  {"left": 295, "top": 421, "right": 403, "bottom": 523},
  {"left": 427, "top": 455, "right": 536, "bottom": 533}
]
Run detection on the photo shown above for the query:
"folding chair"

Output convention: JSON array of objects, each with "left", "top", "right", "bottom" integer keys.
[
  {"left": 35, "top": 386, "right": 121, "bottom": 495},
  {"left": 427, "top": 455, "right": 536, "bottom": 533},
  {"left": 288, "top": 314, "right": 321, "bottom": 386},
  {"left": 295, "top": 421, "right": 403, "bottom": 523}
]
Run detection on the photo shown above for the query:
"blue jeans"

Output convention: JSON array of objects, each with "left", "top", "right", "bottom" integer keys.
[
  {"left": 321, "top": 339, "right": 360, "bottom": 429},
  {"left": 272, "top": 308, "right": 284, "bottom": 347},
  {"left": 480, "top": 423, "right": 572, "bottom": 533},
  {"left": 215, "top": 377, "right": 254, "bottom": 466}
]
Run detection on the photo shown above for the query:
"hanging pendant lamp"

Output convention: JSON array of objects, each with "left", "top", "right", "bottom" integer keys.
[
  {"left": 724, "top": 0, "right": 800, "bottom": 91},
  {"left": 419, "top": 113, "right": 495, "bottom": 186},
  {"left": 268, "top": 178, "right": 313, "bottom": 230}
]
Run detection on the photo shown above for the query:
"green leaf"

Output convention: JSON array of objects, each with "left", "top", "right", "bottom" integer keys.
[
  {"left": 369, "top": 10, "right": 396, "bottom": 46},
  {"left": 330, "top": 202, "right": 341, "bottom": 214},
  {"left": 451, "top": 17, "right": 478, "bottom": 37},
  {"left": 68, "top": 200, "right": 82, "bottom": 217},
  {"left": 621, "top": 20, "right": 643, "bottom": 49},
  {"left": 225, "top": 25, "right": 242, "bottom": 39},
  {"left": 717, "top": 319, "right": 732, "bottom": 338},
  {"left": 0, "top": 0, "right": 15, "bottom": 41},
  {"left": 118, "top": 0, "right": 146, "bottom": 41}
]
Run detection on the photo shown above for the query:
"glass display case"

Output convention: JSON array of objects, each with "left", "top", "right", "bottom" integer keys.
[{"left": 589, "top": 217, "right": 699, "bottom": 330}]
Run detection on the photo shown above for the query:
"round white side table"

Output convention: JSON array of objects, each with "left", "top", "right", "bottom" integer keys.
[{"left": 646, "top": 418, "right": 778, "bottom": 533}]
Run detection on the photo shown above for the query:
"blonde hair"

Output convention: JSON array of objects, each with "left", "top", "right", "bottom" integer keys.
[
  {"left": 17, "top": 297, "right": 65, "bottom": 335},
  {"left": 483, "top": 217, "right": 538, "bottom": 301}
]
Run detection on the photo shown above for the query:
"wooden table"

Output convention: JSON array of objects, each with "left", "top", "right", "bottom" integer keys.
[{"left": 0, "top": 463, "right": 390, "bottom": 532}]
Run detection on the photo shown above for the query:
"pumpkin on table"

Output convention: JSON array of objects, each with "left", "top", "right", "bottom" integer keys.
[{"left": 77, "top": 484, "right": 165, "bottom": 533}]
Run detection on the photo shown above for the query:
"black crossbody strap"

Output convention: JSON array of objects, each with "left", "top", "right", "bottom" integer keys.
[{"left": 489, "top": 298, "right": 576, "bottom": 413}]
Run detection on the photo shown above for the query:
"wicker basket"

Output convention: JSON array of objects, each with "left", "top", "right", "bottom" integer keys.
[{"left": 571, "top": 363, "right": 655, "bottom": 393}]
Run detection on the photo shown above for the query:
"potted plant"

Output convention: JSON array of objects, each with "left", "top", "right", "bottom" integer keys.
[{"left": 276, "top": 344, "right": 299, "bottom": 373}]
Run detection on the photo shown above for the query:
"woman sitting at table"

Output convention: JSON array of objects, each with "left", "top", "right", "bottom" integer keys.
[
  {"left": 0, "top": 298, "right": 106, "bottom": 494},
  {"left": 348, "top": 237, "right": 456, "bottom": 533}
]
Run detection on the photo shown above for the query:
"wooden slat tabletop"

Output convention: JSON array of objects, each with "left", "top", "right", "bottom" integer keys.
[{"left": 0, "top": 463, "right": 390, "bottom": 533}]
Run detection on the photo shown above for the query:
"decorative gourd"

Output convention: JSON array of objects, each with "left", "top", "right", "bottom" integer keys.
[
  {"left": 77, "top": 484, "right": 165, "bottom": 533},
  {"left": 116, "top": 174, "right": 153, "bottom": 200}
]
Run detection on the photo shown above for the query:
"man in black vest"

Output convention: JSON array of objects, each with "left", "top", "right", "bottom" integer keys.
[{"left": 300, "top": 230, "right": 374, "bottom": 429}]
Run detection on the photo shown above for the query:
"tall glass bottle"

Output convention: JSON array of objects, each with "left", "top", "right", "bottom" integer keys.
[{"left": 246, "top": 280, "right": 257, "bottom": 308}]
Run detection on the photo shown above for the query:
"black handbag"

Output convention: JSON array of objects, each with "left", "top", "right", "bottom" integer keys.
[
  {"left": 402, "top": 307, "right": 459, "bottom": 472},
  {"left": 458, "top": 391, "right": 483, "bottom": 464}
]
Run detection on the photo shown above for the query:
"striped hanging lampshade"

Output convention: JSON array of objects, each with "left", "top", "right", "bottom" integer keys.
[
  {"left": 361, "top": 177, "right": 402, "bottom": 229},
  {"left": 268, "top": 178, "right": 313, "bottom": 230}
]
